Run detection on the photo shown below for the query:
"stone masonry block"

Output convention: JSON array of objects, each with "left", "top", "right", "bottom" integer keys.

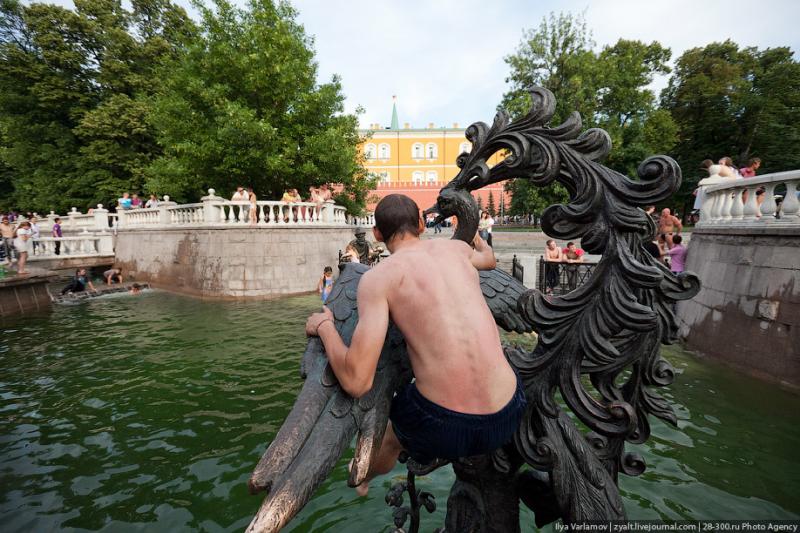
[
  {"left": 766, "top": 247, "right": 800, "bottom": 270},
  {"left": 228, "top": 279, "right": 245, "bottom": 290}
]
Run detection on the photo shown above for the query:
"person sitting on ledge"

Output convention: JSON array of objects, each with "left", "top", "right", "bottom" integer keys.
[
  {"left": 305, "top": 193, "right": 526, "bottom": 497},
  {"left": 60, "top": 268, "right": 96, "bottom": 295}
]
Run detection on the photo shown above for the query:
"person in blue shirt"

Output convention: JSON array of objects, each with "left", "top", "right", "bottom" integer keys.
[{"left": 118, "top": 192, "right": 133, "bottom": 210}]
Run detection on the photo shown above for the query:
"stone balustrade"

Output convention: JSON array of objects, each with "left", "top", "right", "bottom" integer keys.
[
  {"left": 698, "top": 170, "right": 800, "bottom": 227},
  {"left": 29, "top": 233, "right": 114, "bottom": 259},
  {"left": 18, "top": 191, "right": 373, "bottom": 237},
  {"left": 116, "top": 190, "right": 368, "bottom": 229}
]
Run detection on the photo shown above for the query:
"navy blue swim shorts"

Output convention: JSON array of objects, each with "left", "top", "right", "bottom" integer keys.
[{"left": 389, "top": 377, "right": 527, "bottom": 464}]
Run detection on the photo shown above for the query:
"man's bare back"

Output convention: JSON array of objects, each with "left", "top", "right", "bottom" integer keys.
[
  {"left": 366, "top": 238, "right": 517, "bottom": 414},
  {"left": 305, "top": 193, "right": 525, "bottom": 493}
]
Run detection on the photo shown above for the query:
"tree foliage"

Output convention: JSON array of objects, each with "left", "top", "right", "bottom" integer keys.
[
  {"left": 486, "top": 190, "right": 496, "bottom": 217},
  {"left": 145, "top": 0, "right": 372, "bottom": 210},
  {"left": 0, "top": 0, "right": 372, "bottom": 214},
  {"left": 661, "top": 41, "right": 800, "bottom": 210},
  {"left": 500, "top": 12, "right": 678, "bottom": 216},
  {"left": 0, "top": 0, "right": 195, "bottom": 212}
]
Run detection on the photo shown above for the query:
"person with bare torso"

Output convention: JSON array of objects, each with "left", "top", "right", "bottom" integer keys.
[
  {"left": 305, "top": 194, "right": 525, "bottom": 495},
  {"left": 658, "top": 208, "right": 682, "bottom": 247}
]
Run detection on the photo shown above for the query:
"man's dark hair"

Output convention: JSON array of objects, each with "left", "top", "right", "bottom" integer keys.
[
  {"left": 748, "top": 157, "right": 761, "bottom": 166},
  {"left": 54, "top": 217, "right": 61, "bottom": 222},
  {"left": 324, "top": 266, "right": 332, "bottom": 274},
  {"left": 673, "top": 235, "right": 683, "bottom": 245},
  {"left": 375, "top": 194, "right": 420, "bottom": 243},
  {"left": 567, "top": 242, "right": 575, "bottom": 247}
]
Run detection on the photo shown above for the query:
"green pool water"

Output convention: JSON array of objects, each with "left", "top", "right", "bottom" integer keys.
[{"left": 1, "top": 291, "right": 798, "bottom": 532}]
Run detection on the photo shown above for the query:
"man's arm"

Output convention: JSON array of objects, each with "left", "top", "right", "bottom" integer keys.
[
  {"left": 306, "top": 272, "right": 389, "bottom": 398},
  {"left": 673, "top": 216, "right": 683, "bottom": 232},
  {"left": 469, "top": 234, "right": 496, "bottom": 270}
]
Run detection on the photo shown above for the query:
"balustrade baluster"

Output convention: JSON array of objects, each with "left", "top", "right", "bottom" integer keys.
[
  {"left": 730, "top": 189, "right": 744, "bottom": 220},
  {"left": 743, "top": 187, "right": 758, "bottom": 220},
  {"left": 760, "top": 183, "right": 778, "bottom": 220},
  {"left": 720, "top": 190, "right": 734, "bottom": 221},
  {"left": 708, "top": 191, "right": 723, "bottom": 223},
  {"left": 277, "top": 205, "right": 286, "bottom": 225},
  {"left": 258, "top": 205, "right": 266, "bottom": 225},
  {"left": 780, "top": 180, "right": 799, "bottom": 221},
  {"left": 267, "top": 204, "right": 275, "bottom": 224}
]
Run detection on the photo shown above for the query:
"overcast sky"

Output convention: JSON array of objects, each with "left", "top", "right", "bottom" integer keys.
[{"left": 38, "top": 0, "right": 800, "bottom": 129}]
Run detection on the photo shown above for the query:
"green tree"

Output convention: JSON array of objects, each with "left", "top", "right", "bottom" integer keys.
[
  {"left": 595, "top": 39, "right": 677, "bottom": 177},
  {"left": 500, "top": 13, "right": 677, "bottom": 216},
  {"left": 145, "top": 0, "right": 371, "bottom": 212},
  {"left": 0, "top": 0, "right": 195, "bottom": 212},
  {"left": 662, "top": 41, "right": 800, "bottom": 211},
  {"left": 487, "top": 190, "right": 496, "bottom": 217}
]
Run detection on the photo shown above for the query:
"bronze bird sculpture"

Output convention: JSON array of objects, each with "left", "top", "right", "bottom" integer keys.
[{"left": 247, "top": 87, "right": 700, "bottom": 532}]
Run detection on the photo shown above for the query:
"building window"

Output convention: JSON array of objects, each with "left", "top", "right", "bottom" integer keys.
[
  {"left": 364, "top": 143, "right": 376, "bottom": 160},
  {"left": 378, "top": 143, "right": 390, "bottom": 159},
  {"left": 426, "top": 143, "right": 438, "bottom": 159},
  {"left": 412, "top": 171, "right": 424, "bottom": 184},
  {"left": 379, "top": 171, "right": 390, "bottom": 184},
  {"left": 459, "top": 142, "right": 471, "bottom": 154},
  {"left": 412, "top": 143, "right": 423, "bottom": 159},
  {"left": 426, "top": 170, "right": 438, "bottom": 183}
]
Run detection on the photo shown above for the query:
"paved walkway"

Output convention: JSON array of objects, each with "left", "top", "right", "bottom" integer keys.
[{"left": 420, "top": 226, "right": 692, "bottom": 287}]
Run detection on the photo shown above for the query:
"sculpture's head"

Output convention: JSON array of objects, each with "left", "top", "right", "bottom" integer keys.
[{"left": 433, "top": 186, "right": 479, "bottom": 243}]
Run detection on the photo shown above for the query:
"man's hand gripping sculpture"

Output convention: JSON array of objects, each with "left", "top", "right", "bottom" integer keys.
[{"left": 306, "top": 194, "right": 526, "bottom": 496}]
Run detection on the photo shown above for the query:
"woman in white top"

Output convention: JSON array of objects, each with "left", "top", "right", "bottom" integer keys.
[
  {"left": 30, "top": 216, "right": 40, "bottom": 255},
  {"left": 14, "top": 221, "right": 32, "bottom": 275}
]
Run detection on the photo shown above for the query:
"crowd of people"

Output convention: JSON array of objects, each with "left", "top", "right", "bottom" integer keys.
[
  {"left": 230, "top": 184, "right": 333, "bottom": 224},
  {"left": 117, "top": 192, "right": 160, "bottom": 210},
  {"left": 693, "top": 156, "right": 764, "bottom": 216},
  {"left": 1, "top": 213, "right": 47, "bottom": 276}
]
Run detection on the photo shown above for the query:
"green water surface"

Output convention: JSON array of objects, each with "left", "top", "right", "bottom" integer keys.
[{"left": 0, "top": 291, "right": 798, "bottom": 532}]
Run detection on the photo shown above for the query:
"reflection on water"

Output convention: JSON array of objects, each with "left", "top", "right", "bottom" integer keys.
[{"left": 0, "top": 291, "right": 797, "bottom": 532}]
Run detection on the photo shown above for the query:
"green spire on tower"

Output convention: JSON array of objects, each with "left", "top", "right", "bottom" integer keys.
[{"left": 390, "top": 95, "right": 399, "bottom": 130}]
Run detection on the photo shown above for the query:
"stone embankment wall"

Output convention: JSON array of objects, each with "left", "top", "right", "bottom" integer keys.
[
  {"left": 676, "top": 227, "right": 799, "bottom": 388},
  {"left": 114, "top": 227, "right": 356, "bottom": 299},
  {"left": 0, "top": 274, "right": 57, "bottom": 317}
]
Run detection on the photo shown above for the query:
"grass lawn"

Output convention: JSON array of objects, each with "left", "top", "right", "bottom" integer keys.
[{"left": 493, "top": 226, "right": 544, "bottom": 232}]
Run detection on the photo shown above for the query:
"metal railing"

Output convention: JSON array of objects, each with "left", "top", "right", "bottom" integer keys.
[
  {"left": 536, "top": 256, "right": 598, "bottom": 295},
  {"left": 512, "top": 254, "right": 524, "bottom": 283}
]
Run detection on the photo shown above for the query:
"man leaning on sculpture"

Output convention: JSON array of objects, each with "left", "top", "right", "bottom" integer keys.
[{"left": 306, "top": 194, "right": 526, "bottom": 495}]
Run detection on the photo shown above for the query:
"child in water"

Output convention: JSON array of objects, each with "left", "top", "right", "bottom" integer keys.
[{"left": 318, "top": 266, "right": 333, "bottom": 303}]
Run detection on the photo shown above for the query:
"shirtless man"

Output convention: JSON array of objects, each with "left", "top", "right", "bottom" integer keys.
[
  {"left": 543, "top": 239, "right": 563, "bottom": 293},
  {"left": 305, "top": 194, "right": 525, "bottom": 496},
  {"left": 657, "top": 208, "right": 682, "bottom": 248}
]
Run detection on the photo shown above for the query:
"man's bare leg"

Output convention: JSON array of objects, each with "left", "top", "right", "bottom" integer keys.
[{"left": 353, "top": 421, "right": 404, "bottom": 497}]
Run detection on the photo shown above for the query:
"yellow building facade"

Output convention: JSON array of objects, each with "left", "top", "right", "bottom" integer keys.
[
  {"left": 359, "top": 99, "right": 508, "bottom": 210},
  {"left": 359, "top": 124, "right": 505, "bottom": 186}
]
